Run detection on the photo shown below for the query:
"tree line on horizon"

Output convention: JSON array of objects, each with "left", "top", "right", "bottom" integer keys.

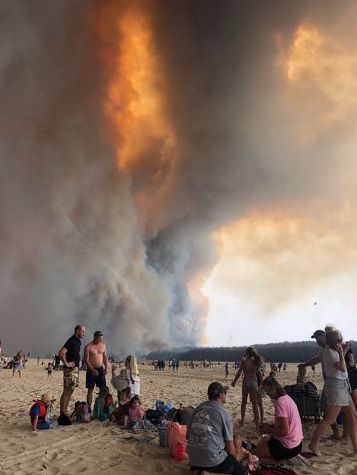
[{"left": 146, "top": 340, "right": 357, "bottom": 363}]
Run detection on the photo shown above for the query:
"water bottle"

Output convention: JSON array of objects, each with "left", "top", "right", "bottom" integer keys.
[{"left": 158, "top": 420, "right": 168, "bottom": 447}]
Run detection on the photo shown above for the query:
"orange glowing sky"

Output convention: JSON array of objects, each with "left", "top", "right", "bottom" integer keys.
[
  {"left": 102, "top": 4, "right": 357, "bottom": 346},
  {"left": 204, "top": 206, "right": 357, "bottom": 344},
  {"left": 203, "top": 21, "right": 357, "bottom": 345},
  {"left": 104, "top": 7, "right": 178, "bottom": 237}
]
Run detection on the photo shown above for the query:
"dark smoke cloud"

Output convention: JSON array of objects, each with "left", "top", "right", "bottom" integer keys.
[
  {"left": 141, "top": 0, "right": 357, "bottom": 341},
  {"left": 0, "top": 1, "right": 170, "bottom": 355}
]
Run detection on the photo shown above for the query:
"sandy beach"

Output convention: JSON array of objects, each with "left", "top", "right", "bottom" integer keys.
[{"left": 0, "top": 360, "right": 356, "bottom": 475}]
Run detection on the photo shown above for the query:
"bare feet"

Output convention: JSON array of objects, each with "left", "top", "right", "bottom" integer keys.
[{"left": 308, "top": 442, "right": 321, "bottom": 457}]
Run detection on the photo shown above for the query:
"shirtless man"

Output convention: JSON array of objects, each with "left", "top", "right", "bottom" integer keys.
[{"left": 84, "top": 331, "right": 108, "bottom": 409}]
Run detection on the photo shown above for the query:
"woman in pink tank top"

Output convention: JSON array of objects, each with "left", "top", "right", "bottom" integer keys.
[{"left": 252, "top": 377, "right": 303, "bottom": 463}]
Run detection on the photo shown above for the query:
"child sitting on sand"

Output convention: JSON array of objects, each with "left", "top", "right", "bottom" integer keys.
[
  {"left": 29, "top": 393, "right": 56, "bottom": 431},
  {"left": 126, "top": 395, "right": 145, "bottom": 428},
  {"left": 110, "top": 387, "right": 131, "bottom": 425},
  {"left": 93, "top": 386, "right": 115, "bottom": 422},
  {"left": 234, "top": 433, "right": 257, "bottom": 471}
]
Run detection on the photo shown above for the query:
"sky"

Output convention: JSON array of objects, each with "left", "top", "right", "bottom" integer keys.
[{"left": 1, "top": 1, "right": 357, "bottom": 354}]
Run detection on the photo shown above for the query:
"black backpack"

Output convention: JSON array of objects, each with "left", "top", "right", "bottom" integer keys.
[{"left": 176, "top": 406, "right": 194, "bottom": 425}]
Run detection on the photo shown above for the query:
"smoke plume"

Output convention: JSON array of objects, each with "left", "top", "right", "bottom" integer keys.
[{"left": 1, "top": 0, "right": 357, "bottom": 354}]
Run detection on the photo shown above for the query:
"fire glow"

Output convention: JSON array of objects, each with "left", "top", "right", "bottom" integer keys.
[
  {"left": 103, "top": 6, "right": 177, "bottom": 234},
  {"left": 278, "top": 23, "right": 357, "bottom": 128}
]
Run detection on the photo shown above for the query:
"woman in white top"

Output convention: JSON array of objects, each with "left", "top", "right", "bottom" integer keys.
[
  {"left": 111, "top": 355, "right": 141, "bottom": 397},
  {"left": 309, "top": 327, "right": 357, "bottom": 456}
]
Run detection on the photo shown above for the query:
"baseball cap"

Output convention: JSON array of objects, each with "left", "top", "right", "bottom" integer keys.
[
  {"left": 94, "top": 330, "right": 103, "bottom": 338},
  {"left": 208, "top": 382, "right": 229, "bottom": 399},
  {"left": 311, "top": 329, "right": 325, "bottom": 339}
]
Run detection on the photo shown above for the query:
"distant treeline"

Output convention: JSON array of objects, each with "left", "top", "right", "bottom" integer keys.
[{"left": 146, "top": 341, "right": 357, "bottom": 363}]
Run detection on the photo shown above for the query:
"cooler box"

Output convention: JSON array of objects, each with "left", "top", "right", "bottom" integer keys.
[{"left": 167, "top": 422, "right": 188, "bottom": 460}]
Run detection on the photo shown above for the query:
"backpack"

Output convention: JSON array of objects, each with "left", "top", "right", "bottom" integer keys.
[
  {"left": 145, "top": 409, "right": 161, "bottom": 424},
  {"left": 156, "top": 400, "right": 165, "bottom": 413},
  {"left": 47, "top": 402, "right": 56, "bottom": 419},
  {"left": 71, "top": 401, "right": 90, "bottom": 423},
  {"left": 176, "top": 406, "right": 195, "bottom": 425},
  {"left": 167, "top": 407, "right": 179, "bottom": 422}
]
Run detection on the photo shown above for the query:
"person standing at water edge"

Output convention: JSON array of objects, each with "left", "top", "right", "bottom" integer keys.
[
  {"left": 84, "top": 331, "right": 108, "bottom": 410},
  {"left": 12, "top": 350, "right": 25, "bottom": 378},
  {"left": 58, "top": 324, "right": 85, "bottom": 425}
]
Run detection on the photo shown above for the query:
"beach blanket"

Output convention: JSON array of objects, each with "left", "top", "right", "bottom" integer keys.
[{"left": 251, "top": 468, "right": 298, "bottom": 475}]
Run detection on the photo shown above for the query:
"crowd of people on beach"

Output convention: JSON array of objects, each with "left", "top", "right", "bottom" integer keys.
[
  {"left": 185, "top": 325, "right": 357, "bottom": 474},
  {"left": 2, "top": 323, "right": 357, "bottom": 474},
  {"left": 24, "top": 326, "right": 140, "bottom": 430}
]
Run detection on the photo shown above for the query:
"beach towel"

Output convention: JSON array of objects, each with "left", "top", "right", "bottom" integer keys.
[
  {"left": 250, "top": 468, "right": 298, "bottom": 475},
  {"left": 131, "top": 418, "right": 154, "bottom": 433}
]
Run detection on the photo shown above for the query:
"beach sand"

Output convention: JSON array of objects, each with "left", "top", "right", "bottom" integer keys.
[{"left": 0, "top": 360, "right": 356, "bottom": 474}]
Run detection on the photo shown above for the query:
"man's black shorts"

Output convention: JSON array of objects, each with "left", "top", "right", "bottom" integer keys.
[
  {"left": 85, "top": 366, "right": 106, "bottom": 389},
  {"left": 268, "top": 438, "right": 302, "bottom": 461},
  {"left": 192, "top": 455, "right": 246, "bottom": 475}
]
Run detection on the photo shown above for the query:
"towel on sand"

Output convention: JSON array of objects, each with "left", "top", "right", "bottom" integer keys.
[{"left": 251, "top": 468, "right": 299, "bottom": 475}]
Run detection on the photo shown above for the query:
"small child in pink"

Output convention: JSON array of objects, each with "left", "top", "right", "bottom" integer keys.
[{"left": 126, "top": 395, "right": 145, "bottom": 427}]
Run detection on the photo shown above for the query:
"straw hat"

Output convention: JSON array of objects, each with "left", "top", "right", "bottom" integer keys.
[{"left": 41, "top": 393, "right": 56, "bottom": 404}]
